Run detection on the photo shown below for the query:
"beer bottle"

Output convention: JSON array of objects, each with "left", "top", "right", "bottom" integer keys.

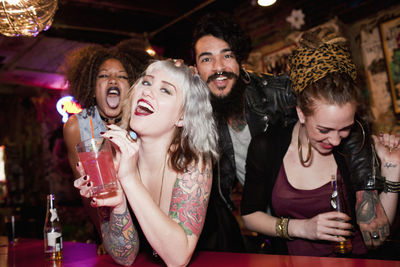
[
  {"left": 43, "top": 194, "right": 63, "bottom": 261},
  {"left": 331, "top": 175, "right": 352, "bottom": 255}
]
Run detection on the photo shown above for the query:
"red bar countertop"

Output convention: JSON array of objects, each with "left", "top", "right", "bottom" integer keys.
[{"left": 0, "top": 238, "right": 399, "bottom": 266}]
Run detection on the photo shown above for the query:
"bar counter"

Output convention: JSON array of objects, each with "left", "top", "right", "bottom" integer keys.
[{"left": 1, "top": 238, "right": 399, "bottom": 267}]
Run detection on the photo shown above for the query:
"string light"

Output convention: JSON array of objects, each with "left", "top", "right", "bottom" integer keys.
[
  {"left": 0, "top": 0, "right": 58, "bottom": 37},
  {"left": 257, "top": 0, "right": 276, "bottom": 7},
  {"left": 143, "top": 32, "right": 156, "bottom": 57}
]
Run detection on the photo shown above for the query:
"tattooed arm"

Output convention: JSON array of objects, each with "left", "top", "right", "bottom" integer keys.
[
  {"left": 120, "top": 159, "right": 212, "bottom": 267},
  {"left": 358, "top": 134, "right": 400, "bottom": 248},
  {"left": 169, "top": 162, "right": 212, "bottom": 237},
  {"left": 99, "top": 206, "right": 139, "bottom": 266},
  {"left": 374, "top": 134, "right": 400, "bottom": 223}
]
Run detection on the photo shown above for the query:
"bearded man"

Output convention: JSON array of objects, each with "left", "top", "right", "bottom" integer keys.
[{"left": 192, "top": 12, "right": 395, "bottom": 253}]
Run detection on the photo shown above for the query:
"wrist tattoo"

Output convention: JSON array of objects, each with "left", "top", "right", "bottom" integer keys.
[{"left": 384, "top": 162, "right": 398, "bottom": 168}]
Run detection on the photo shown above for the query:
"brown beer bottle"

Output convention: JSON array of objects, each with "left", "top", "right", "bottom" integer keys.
[{"left": 43, "top": 194, "right": 63, "bottom": 261}]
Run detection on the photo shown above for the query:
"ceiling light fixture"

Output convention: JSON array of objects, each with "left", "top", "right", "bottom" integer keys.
[
  {"left": 257, "top": 0, "right": 277, "bottom": 7},
  {"left": 144, "top": 32, "right": 156, "bottom": 57},
  {"left": 0, "top": 0, "right": 58, "bottom": 37}
]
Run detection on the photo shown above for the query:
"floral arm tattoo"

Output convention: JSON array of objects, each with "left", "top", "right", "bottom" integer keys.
[
  {"left": 99, "top": 206, "right": 139, "bottom": 265},
  {"left": 169, "top": 163, "right": 212, "bottom": 236}
]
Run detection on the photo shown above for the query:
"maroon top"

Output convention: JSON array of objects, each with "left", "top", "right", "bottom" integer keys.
[{"left": 271, "top": 164, "right": 367, "bottom": 257}]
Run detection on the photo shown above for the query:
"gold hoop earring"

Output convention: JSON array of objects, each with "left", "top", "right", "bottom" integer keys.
[
  {"left": 298, "top": 124, "right": 312, "bottom": 165},
  {"left": 337, "top": 119, "right": 366, "bottom": 156}
]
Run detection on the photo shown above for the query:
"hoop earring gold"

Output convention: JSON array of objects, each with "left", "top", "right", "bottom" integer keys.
[
  {"left": 337, "top": 119, "right": 366, "bottom": 156},
  {"left": 298, "top": 124, "right": 312, "bottom": 165}
]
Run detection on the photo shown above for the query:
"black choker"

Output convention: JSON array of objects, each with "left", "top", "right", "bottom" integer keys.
[{"left": 100, "top": 114, "right": 122, "bottom": 124}]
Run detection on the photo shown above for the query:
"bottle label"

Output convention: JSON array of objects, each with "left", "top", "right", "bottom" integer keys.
[{"left": 47, "top": 232, "right": 62, "bottom": 248}]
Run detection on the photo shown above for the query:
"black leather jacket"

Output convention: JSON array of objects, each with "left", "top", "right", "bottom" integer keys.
[
  {"left": 214, "top": 72, "right": 297, "bottom": 210},
  {"left": 214, "top": 71, "right": 379, "bottom": 211}
]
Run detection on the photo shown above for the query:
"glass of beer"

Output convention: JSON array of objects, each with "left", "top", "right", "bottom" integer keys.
[{"left": 76, "top": 138, "right": 118, "bottom": 197}]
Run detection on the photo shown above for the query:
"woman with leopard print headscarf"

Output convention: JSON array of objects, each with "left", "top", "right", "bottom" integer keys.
[{"left": 240, "top": 27, "right": 400, "bottom": 257}]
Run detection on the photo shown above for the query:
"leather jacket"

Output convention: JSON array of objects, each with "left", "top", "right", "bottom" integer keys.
[
  {"left": 213, "top": 71, "right": 297, "bottom": 210},
  {"left": 214, "top": 71, "right": 379, "bottom": 211}
]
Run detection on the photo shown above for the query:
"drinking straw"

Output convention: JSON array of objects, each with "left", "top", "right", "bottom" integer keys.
[
  {"left": 88, "top": 116, "right": 98, "bottom": 152},
  {"left": 89, "top": 116, "right": 95, "bottom": 139}
]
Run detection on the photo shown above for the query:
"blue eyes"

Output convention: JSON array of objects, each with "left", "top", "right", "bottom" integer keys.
[
  {"left": 161, "top": 88, "right": 171, "bottom": 95},
  {"left": 142, "top": 80, "right": 171, "bottom": 95}
]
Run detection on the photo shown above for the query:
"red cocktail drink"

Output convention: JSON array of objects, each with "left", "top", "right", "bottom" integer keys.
[{"left": 76, "top": 138, "right": 118, "bottom": 196}]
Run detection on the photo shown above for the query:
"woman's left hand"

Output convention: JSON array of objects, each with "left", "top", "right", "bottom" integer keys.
[
  {"left": 372, "top": 133, "right": 400, "bottom": 162},
  {"left": 101, "top": 124, "right": 140, "bottom": 182}
]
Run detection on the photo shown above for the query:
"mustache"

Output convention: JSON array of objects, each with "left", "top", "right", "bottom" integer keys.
[{"left": 206, "top": 71, "right": 238, "bottom": 83}]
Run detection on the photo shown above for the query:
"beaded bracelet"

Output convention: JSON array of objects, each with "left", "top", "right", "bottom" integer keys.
[{"left": 276, "top": 217, "right": 294, "bottom": 240}]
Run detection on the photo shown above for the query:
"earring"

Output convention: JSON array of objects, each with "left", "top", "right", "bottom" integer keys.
[
  {"left": 241, "top": 69, "right": 251, "bottom": 84},
  {"left": 298, "top": 123, "right": 312, "bottom": 165},
  {"left": 337, "top": 119, "right": 366, "bottom": 156}
]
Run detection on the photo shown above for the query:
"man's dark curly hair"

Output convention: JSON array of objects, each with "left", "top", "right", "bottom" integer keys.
[
  {"left": 191, "top": 12, "right": 252, "bottom": 65},
  {"left": 62, "top": 39, "right": 152, "bottom": 112}
]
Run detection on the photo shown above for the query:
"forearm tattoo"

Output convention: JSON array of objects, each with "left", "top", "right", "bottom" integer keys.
[
  {"left": 384, "top": 162, "right": 398, "bottom": 169},
  {"left": 169, "top": 164, "right": 212, "bottom": 236},
  {"left": 356, "top": 191, "right": 379, "bottom": 224},
  {"left": 100, "top": 207, "right": 139, "bottom": 265}
]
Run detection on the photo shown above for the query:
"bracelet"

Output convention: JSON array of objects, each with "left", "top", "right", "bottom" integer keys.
[
  {"left": 276, "top": 217, "right": 294, "bottom": 240},
  {"left": 385, "top": 179, "right": 400, "bottom": 193},
  {"left": 373, "top": 176, "right": 400, "bottom": 193}
]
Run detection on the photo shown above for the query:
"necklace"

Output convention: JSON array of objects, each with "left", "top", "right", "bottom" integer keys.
[{"left": 137, "top": 155, "right": 167, "bottom": 258}]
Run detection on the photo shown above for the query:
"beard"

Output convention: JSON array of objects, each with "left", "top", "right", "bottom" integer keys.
[{"left": 209, "top": 72, "right": 245, "bottom": 120}]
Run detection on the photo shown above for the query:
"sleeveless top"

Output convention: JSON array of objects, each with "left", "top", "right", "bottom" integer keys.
[
  {"left": 271, "top": 164, "right": 367, "bottom": 257},
  {"left": 76, "top": 106, "right": 107, "bottom": 141}
]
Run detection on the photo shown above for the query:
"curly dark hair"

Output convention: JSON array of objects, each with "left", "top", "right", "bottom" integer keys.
[
  {"left": 62, "top": 39, "right": 152, "bottom": 112},
  {"left": 191, "top": 12, "right": 252, "bottom": 65}
]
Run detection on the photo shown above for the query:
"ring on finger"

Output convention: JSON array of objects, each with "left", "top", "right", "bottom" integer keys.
[
  {"left": 126, "top": 130, "right": 137, "bottom": 143},
  {"left": 371, "top": 232, "right": 379, "bottom": 239}
]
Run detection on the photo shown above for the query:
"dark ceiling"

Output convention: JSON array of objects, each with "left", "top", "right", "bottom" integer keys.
[
  {"left": 42, "top": 0, "right": 399, "bottom": 62},
  {"left": 0, "top": 0, "right": 399, "bottom": 93},
  {"left": 44, "top": 0, "right": 247, "bottom": 62}
]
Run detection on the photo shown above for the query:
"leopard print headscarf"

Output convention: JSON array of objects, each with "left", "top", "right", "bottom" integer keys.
[{"left": 289, "top": 42, "right": 357, "bottom": 95}]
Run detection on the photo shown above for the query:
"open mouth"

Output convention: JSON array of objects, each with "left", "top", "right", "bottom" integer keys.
[
  {"left": 135, "top": 99, "right": 154, "bottom": 115},
  {"left": 106, "top": 87, "right": 121, "bottom": 108}
]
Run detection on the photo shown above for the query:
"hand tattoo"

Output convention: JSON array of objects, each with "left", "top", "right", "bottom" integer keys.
[{"left": 356, "top": 191, "right": 379, "bottom": 224}]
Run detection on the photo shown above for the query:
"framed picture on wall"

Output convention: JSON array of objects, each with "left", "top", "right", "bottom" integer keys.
[{"left": 380, "top": 16, "right": 400, "bottom": 114}]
